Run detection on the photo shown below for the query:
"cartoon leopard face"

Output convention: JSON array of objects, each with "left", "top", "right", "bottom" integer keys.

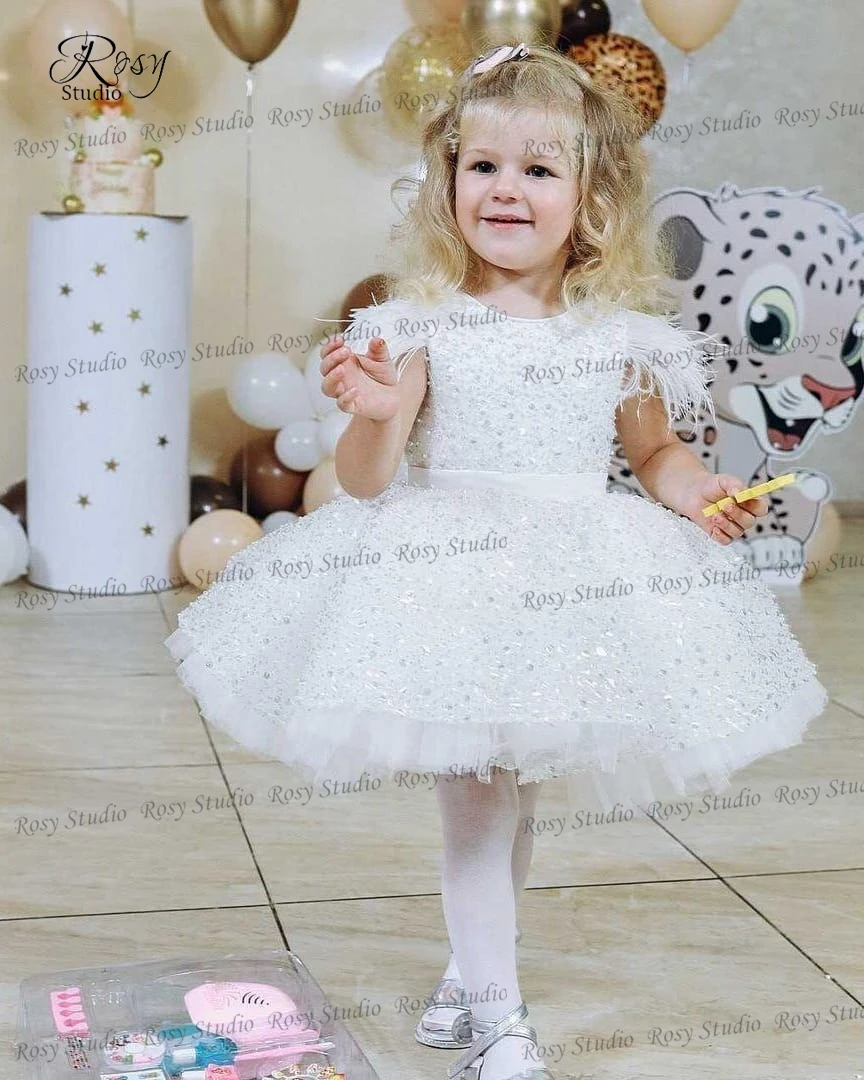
[{"left": 656, "top": 184, "right": 864, "bottom": 459}]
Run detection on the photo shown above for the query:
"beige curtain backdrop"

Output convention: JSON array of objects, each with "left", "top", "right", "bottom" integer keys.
[{"left": 1, "top": 0, "right": 862, "bottom": 501}]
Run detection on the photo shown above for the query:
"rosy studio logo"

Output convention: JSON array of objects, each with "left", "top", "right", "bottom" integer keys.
[{"left": 48, "top": 32, "right": 171, "bottom": 102}]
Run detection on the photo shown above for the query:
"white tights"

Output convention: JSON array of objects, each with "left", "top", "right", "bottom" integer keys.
[{"left": 436, "top": 769, "right": 543, "bottom": 1078}]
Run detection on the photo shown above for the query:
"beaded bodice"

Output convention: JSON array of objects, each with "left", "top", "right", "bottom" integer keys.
[{"left": 344, "top": 291, "right": 716, "bottom": 475}]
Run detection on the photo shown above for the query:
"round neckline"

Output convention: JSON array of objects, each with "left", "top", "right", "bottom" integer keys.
[{"left": 459, "top": 290, "right": 573, "bottom": 323}]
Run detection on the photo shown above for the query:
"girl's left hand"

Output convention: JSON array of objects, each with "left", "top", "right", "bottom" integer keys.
[{"left": 679, "top": 473, "right": 769, "bottom": 545}]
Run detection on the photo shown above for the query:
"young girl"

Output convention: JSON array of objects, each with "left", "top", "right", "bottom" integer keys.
[{"left": 166, "top": 42, "right": 828, "bottom": 1080}]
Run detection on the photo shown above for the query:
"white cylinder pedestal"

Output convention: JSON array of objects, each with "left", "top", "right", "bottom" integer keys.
[{"left": 26, "top": 212, "right": 192, "bottom": 594}]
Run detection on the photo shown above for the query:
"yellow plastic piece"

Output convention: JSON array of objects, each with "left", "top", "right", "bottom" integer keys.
[{"left": 702, "top": 472, "right": 797, "bottom": 518}]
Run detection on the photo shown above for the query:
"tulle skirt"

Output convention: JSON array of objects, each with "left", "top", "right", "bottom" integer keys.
[{"left": 165, "top": 469, "right": 828, "bottom": 813}]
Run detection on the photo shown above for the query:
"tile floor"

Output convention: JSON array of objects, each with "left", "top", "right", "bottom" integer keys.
[{"left": 1, "top": 521, "right": 863, "bottom": 1080}]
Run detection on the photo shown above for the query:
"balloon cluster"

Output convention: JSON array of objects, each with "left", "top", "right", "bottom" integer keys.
[
  {"left": 366, "top": 0, "right": 669, "bottom": 148},
  {"left": 176, "top": 277, "right": 388, "bottom": 591}
]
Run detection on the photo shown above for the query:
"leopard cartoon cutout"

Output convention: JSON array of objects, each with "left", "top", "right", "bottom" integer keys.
[{"left": 609, "top": 183, "right": 864, "bottom": 576}]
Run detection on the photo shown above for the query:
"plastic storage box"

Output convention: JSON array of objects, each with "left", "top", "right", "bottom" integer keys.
[{"left": 14, "top": 950, "right": 381, "bottom": 1080}]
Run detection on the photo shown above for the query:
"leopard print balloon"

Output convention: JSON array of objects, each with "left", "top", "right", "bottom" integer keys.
[{"left": 568, "top": 32, "right": 666, "bottom": 135}]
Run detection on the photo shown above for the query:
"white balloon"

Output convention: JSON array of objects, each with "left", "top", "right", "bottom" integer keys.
[
  {"left": 261, "top": 510, "right": 299, "bottom": 535},
  {"left": 0, "top": 505, "right": 29, "bottom": 585},
  {"left": 304, "top": 341, "right": 337, "bottom": 418},
  {"left": 275, "top": 420, "right": 324, "bottom": 472},
  {"left": 317, "top": 408, "right": 351, "bottom": 456},
  {"left": 227, "top": 353, "right": 314, "bottom": 429}
]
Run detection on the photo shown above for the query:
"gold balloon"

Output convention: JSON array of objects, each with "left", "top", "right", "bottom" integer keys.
[
  {"left": 143, "top": 147, "right": 164, "bottom": 168},
  {"left": 381, "top": 25, "right": 473, "bottom": 141},
  {"left": 202, "top": 0, "right": 299, "bottom": 64},
  {"left": 462, "top": 0, "right": 562, "bottom": 52},
  {"left": 62, "top": 194, "right": 83, "bottom": 213}
]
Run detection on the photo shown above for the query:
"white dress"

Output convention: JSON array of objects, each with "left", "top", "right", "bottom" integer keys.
[{"left": 164, "top": 290, "right": 828, "bottom": 811}]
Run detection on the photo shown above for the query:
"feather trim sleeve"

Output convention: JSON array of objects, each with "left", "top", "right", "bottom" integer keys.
[
  {"left": 316, "top": 297, "right": 430, "bottom": 381},
  {"left": 618, "top": 309, "right": 722, "bottom": 435}
]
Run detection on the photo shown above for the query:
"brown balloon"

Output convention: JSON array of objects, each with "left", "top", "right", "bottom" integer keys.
[
  {"left": 568, "top": 33, "right": 666, "bottom": 134},
  {"left": 0, "top": 479, "right": 26, "bottom": 532},
  {"left": 202, "top": 0, "right": 299, "bottom": 64},
  {"left": 229, "top": 433, "right": 307, "bottom": 518},
  {"left": 339, "top": 275, "right": 393, "bottom": 323},
  {"left": 190, "top": 475, "right": 243, "bottom": 521}
]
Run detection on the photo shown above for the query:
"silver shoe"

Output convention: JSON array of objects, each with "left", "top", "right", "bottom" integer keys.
[
  {"left": 415, "top": 930, "right": 523, "bottom": 1050},
  {"left": 446, "top": 1001, "right": 555, "bottom": 1080},
  {"left": 414, "top": 977, "right": 474, "bottom": 1049}
]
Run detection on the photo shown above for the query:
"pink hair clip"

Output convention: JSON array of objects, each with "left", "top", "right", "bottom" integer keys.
[{"left": 467, "top": 42, "right": 530, "bottom": 77}]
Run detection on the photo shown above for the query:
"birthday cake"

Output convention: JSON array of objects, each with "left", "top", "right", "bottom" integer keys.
[{"left": 63, "top": 95, "right": 160, "bottom": 214}]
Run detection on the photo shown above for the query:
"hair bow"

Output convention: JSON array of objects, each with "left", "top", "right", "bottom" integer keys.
[{"left": 467, "top": 42, "right": 530, "bottom": 77}]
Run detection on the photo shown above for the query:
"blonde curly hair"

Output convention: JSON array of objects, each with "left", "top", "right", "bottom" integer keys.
[{"left": 383, "top": 42, "right": 679, "bottom": 320}]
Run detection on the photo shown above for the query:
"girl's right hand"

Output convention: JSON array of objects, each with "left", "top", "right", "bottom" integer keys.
[{"left": 320, "top": 335, "right": 402, "bottom": 422}]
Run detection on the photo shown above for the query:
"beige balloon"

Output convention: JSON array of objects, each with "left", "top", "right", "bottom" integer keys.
[
  {"left": 178, "top": 508, "right": 263, "bottom": 591},
  {"left": 303, "top": 457, "right": 346, "bottom": 513},
  {"left": 642, "top": 0, "right": 741, "bottom": 53},
  {"left": 202, "top": 0, "right": 299, "bottom": 64},
  {"left": 804, "top": 502, "right": 841, "bottom": 582},
  {"left": 462, "top": 0, "right": 562, "bottom": 52},
  {"left": 26, "top": 0, "right": 131, "bottom": 122}
]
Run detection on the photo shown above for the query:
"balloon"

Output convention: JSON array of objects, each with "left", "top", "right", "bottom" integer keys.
[
  {"left": 317, "top": 409, "right": 351, "bottom": 457},
  {"left": 275, "top": 420, "right": 324, "bottom": 472},
  {"left": 336, "top": 65, "right": 422, "bottom": 169},
  {"left": 462, "top": 0, "right": 562, "bottom": 52},
  {"left": 229, "top": 433, "right": 307, "bottom": 518},
  {"left": 202, "top": 0, "right": 299, "bottom": 64},
  {"left": 404, "top": 0, "right": 467, "bottom": 26},
  {"left": 381, "top": 25, "right": 473, "bottom": 141},
  {"left": 303, "top": 457, "right": 346, "bottom": 513},
  {"left": 27, "top": 0, "right": 132, "bottom": 116},
  {"left": 568, "top": 33, "right": 666, "bottom": 135},
  {"left": 557, "top": 0, "right": 610, "bottom": 51},
  {"left": 0, "top": 479, "right": 27, "bottom": 532},
  {"left": 261, "top": 509, "right": 299, "bottom": 534},
  {"left": 190, "top": 475, "right": 243, "bottom": 521},
  {"left": 178, "top": 508, "right": 262, "bottom": 591},
  {"left": 642, "top": 0, "right": 741, "bottom": 53},
  {"left": 0, "top": 505, "right": 29, "bottom": 584},
  {"left": 227, "top": 353, "right": 313, "bottom": 429}
]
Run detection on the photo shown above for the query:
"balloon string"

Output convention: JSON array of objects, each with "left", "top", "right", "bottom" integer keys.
[{"left": 241, "top": 63, "right": 255, "bottom": 517}]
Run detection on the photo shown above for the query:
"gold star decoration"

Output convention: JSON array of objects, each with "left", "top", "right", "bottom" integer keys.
[
  {"left": 104, "top": 458, "right": 119, "bottom": 472},
  {"left": 141, "top": 523, "right": 154, "bottom": 536},
  {"left": 75, "top": 400, "right": 90, "bottom": 414},
  {"left": 157, "top": 434, "right": 169, "bottom": 447},
  {"left": 134, "top": 227, "right": 149, "bottom": 241},
  {"left": 88, "top": 320, "right": 103, "bottom": 334},
  {"left": 59, "top": 283, "right": 72, "bottom": 296},
  {"left": 77, "top": 494, "right": 91, "bottom": 508},
  {"left": 92, "top": 262, "right": 107, "bottom": 276},
  {"left": 128, "top": 308, "right": 142, "bottom": 322},
  {"left": 137, "top": 382, "right": 151, "bottom": 396}
]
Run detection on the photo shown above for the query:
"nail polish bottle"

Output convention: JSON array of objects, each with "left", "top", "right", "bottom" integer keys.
[{"left": 164, "top": 1036, "right": 236, "bottom": 1076}]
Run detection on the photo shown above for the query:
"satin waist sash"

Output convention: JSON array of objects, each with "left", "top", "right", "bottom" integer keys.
[{"left": 404, "top": 466, "right": 607, "bottom": 500}]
